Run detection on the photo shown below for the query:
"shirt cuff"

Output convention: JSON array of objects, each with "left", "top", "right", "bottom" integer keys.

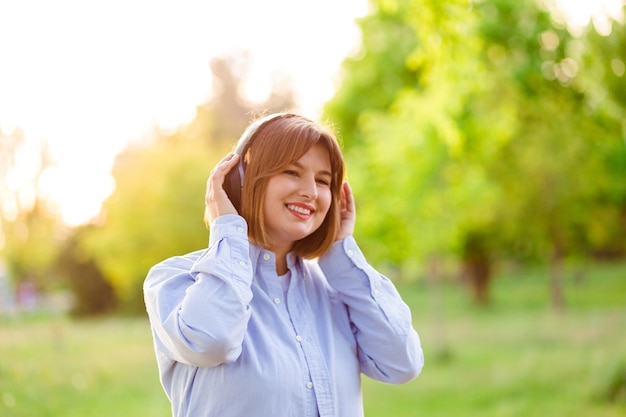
[
  {"left": 209, "top": 214, "right": 248, "bottom": 247},
  {"left": 319, "top": 236, "right": 366, "bottom": 270},
  {"left": 194, "top": 214, "right": 252, "bottom": 298}
]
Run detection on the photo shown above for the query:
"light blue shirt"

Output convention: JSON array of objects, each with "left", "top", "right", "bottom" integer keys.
[{"left": 144, "top": 214, "right": 424, "bottom": 417}]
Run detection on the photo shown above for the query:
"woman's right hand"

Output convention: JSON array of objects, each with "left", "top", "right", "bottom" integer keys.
[{"left": 205, "top": 153, "right": 240, "bottom": 225}]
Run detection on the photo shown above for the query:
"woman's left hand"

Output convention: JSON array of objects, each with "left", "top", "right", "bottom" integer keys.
[{"left": 336, "top": 181, "right": 356, "bottom": 241}]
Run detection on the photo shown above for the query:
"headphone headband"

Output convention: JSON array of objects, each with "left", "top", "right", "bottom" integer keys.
[{"left": 234, "top": 112, "right": 289, "bottom": 156}]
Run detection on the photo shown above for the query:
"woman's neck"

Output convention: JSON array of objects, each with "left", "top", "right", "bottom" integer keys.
[
  {"left": 275, "top": 256, "right": 288, "bottom": 276},
  {"left": 249, "top": 237, "right": 291, "bottom": 275},
  {"left": 266, "top": 243, "right": 292, "bottom": 275}
]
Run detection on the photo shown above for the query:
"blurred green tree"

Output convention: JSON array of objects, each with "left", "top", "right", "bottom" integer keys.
[
  {"left": 56, "top": 226, "right": 118, "bottom": 316},
  {"left": 325, "top": 0, "right": 501, "bottom": 303},
  {"left": 324, "top": 0, "right": 626, "bottom": 307},
  {"left": 574, "top": 13, "right": 626, "bottom": 259},
  {"left": 81, "top": 132, "right": 217, "bottom": 311},
  {"left": 477, "top": 0, "right": 626, "bottom": 308}
]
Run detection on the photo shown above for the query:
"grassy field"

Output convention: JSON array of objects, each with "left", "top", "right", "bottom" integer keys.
[{"left": 1, "top": 262, "right": 625, "bottom": 417}]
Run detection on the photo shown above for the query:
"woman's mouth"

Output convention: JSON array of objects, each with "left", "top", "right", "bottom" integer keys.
[{"left": 286, "top": 203, "right": 313, "bottom": 217}]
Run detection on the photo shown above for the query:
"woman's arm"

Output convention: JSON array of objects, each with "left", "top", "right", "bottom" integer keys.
[
  {"left": 144, "top": 214, "right": 253, "bottom": 368},
  {"left": 321, "top": 181, "right": 424, "bottom": 383},
  {"left": 319, "top": 238, "right": 424, "bottom": 384}
]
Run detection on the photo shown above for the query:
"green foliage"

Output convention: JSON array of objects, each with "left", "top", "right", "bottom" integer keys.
[
  {"left": 327, "top": 0, "right": 498, "bottom": 268},
  {"left": 470, "top": 0, "right": 625, "bottom": 262},
  {"left": 325, "top": 0, "right": 626, "bottom": 286},
  {"left": 55, "top": 229, "right": 117, "bottom": 317},
  {"left": 1, "top": 203, "right": 64, "bottom": 291},
  {"left": 574, "top": 19, "right": 626, "bottom": 257},
  {"left": 324, "top": 1, "right": 421, "bottom": 149}
]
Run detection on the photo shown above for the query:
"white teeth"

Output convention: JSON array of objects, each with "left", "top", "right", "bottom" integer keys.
[{"left": 287, "top": 204, "right": 311, "bottom": 215}]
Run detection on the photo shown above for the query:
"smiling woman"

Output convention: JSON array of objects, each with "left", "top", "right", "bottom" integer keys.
[
  {"left": 143, "top": 112, "right": 424, "bottom": 417},
  {"left": 0, "top": 0, "right": 368, "bottom": 226}
]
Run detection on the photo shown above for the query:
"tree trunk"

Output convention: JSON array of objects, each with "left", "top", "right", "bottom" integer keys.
[
  {"left": 427, "top": 255, "right": 451, "bottom": 361},
  {"left": 461, "top": 232, "right": 492, "bottom": 305},
  {"left": 549, "top": 246, "right": 566, "bottom": 311}
]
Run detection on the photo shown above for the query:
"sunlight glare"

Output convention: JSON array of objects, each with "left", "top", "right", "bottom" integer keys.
[
  {"left": 0, "top": 0, "right": 368, "bottom": 226},
  {"left": 550, "top": 0, "right": 625, "bottom": 36}
]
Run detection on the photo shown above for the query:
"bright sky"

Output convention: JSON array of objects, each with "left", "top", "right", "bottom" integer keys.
[
  {"left": 0, "top": 0, "right": 368, "bottom": 226},
  {"left": 0, "top": 0, "right": 623, "bottom": 227}
]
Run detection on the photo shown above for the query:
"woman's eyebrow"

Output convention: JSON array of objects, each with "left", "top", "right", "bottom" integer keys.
[{"left": 292, "top": 161, "right": 332, "bottom": 177}]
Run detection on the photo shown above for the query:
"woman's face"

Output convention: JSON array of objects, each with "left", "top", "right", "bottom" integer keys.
[{"left": 263, "top": 143, "right": 333, "bottom": 252}]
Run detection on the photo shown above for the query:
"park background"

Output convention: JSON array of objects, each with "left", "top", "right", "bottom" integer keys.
[{"left": 1, "top": 0, "right": 626, "bottom": 416}]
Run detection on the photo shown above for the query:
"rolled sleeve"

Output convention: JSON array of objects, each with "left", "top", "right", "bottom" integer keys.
[
  {"left": 195, "top": 214, "right": 252, "bottom": 302},
  {"left": 318, "top": 237, "right": 423, "bottom": 383},
  {"left": 319, "top": 237, "right": 410, "bottom": 336}
]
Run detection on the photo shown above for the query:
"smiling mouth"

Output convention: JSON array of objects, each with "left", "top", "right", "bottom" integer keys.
[{"left": 286, "top": 204, "right": 313, "bottom": 216}]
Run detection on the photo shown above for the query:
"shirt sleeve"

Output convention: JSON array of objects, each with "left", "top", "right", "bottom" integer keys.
[
  {"left": 143, "top": 214, "right": 253, "bottom": 368},
  {"left": 318, "top": 236, "right": 424, "bottom": 384}
]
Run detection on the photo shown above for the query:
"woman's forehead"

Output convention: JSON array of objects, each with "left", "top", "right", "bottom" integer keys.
[{"left": 289, "top": 143, "right": 331, "bottom": 169}]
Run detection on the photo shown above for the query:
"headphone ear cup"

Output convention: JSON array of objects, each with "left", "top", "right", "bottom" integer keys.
[
  {"left": 223, "top": 164, "right": 242, "bottom": 213},
  {"left": 224, "top": 113, "right": 289, "bottom": 215}
]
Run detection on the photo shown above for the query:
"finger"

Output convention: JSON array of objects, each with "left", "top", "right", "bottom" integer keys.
[
  {"left": 209, "top": 156, "right": 240, "bottom": 191},
  {"left": 207, "top": 154, "right": 239, "bottom": 198},
  {"left": 211, "top": 153, "right": 237, "bottom": 175},
  {"left": 220, "top": 152, "right": 238, "bottom": 166},
  {"left": 224, "top": 153, "right": 240, "bottom": 170}
]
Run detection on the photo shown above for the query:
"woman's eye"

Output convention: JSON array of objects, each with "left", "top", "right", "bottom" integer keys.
[
  {"left": 316, "top": 178, "right": 331, "bottom": 186},
  {"left": 284, "top": 170, "right": 299, "bottom": 177}
]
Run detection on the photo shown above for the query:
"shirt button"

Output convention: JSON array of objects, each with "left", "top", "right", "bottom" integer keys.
[
  {"left": 373, "top": 288, "right": 379, "bottom": 295},
  {"left": 295, "top": 335, "right": 303, "bottom": 342},
  {"left": 273, "top": 298, "right": 281, "bottom": 304},
  {"left": 347, "top": 250, "right": 354, "bottom": 256},
  {"left": 237, "top": 226, "right": 244, "bottom": 233},
  {"left": 263, "top": 253, "right": 271, "bottom": 261},
  {"left": 306, "top": 382, "right": 313, "bottom": 389}
]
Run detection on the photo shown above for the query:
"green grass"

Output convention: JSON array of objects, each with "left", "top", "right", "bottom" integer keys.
[
  {"left": 0, "top": 315, "right": 170, "bottom": 417},
  {"left": 1, "top": 262, "right": 625, "bottom": 417},
  {"left": 363, "top": 261, "right": 626, "bottom": 417}
]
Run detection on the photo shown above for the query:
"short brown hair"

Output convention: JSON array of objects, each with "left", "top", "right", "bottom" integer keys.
[{"left": 240, "top": 114, "right": 345, "bottom": 259}]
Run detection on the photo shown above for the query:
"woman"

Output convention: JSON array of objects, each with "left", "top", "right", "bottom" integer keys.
[{"left": 144, "top": 113, "right": 424, "bottom": 417}]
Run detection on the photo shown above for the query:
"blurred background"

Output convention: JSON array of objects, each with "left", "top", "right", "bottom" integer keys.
[{"left": 1, "top": 0, "right": 625, "bottom": 416}]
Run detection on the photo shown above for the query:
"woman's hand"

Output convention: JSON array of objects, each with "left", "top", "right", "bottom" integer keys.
[
  {"left": 335, "top": 181, "right": 356, "bottom": 241},
  {"left": 205, "top": 153, "right": 240, "bottom": 225}
]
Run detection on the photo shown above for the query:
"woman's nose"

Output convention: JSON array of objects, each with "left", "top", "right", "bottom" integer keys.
[{"left": 299, "top": 174, "right": 318, "bottom": 199}]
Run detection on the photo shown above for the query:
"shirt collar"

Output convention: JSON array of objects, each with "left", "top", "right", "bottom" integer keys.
[{"left": 249, "top": 243, "right": 304, "bottom": 277}]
